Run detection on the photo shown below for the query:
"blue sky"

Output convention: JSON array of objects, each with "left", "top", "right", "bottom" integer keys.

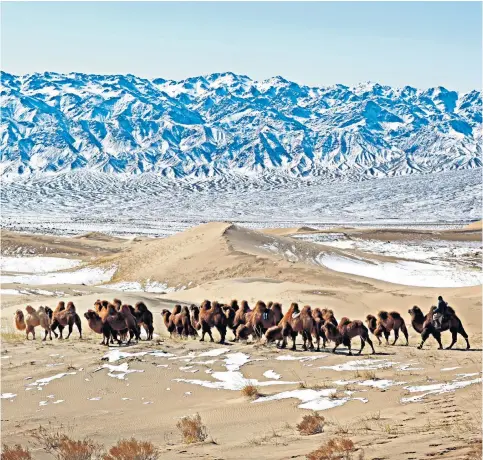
[{"left": 1, "top": 2, "right": 481, "bottom": 91}]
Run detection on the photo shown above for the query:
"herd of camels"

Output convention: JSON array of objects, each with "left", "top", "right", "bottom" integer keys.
[{"left": 14, "top": 298, "right": 471, "bottom": 353}]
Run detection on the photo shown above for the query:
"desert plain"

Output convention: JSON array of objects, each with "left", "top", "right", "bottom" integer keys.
[{"left": 0, "top": 221, "right": 481, "bottom": 459}]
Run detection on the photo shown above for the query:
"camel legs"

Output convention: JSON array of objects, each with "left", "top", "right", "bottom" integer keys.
[
  {"left": 366, "top": 336, "right": 375, "bottom": 354},
  {"left": 418, "top": 327, "right": 442, "bottom": 350},
  {"left": 65, "top": 323, "right": 73, "bottom": 339},
  {"left": 75, "top": 316, "right": 82, "bottom": 339},
  {"left": 200, "top": 324, "right": 214, "bottom": 342},
  {"left": 291, "top": 332, "right": 297, "bottom": 351},
  {"left": 401, "top": 324, "right": 409, "bottom": 345},
  {"left": 357, "top": 338, "right": 365, "bottom": 355},
  {"left": 392, "top": 328, "right": 399, "bottom": 346},
  {"left": 215, "top": 325, "right": 226, "bottom": 344}
]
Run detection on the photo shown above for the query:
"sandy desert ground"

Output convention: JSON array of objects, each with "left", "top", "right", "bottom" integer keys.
[{"left": 1, "top": 222, "right": 481, "bottom": 459}]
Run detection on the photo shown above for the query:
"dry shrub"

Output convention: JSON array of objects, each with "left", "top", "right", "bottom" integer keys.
[
  {"left": 29, "top": 424, "right": 103, "bottom": 460},
  {"left": 1, "top": 444, "right": 32, "bottom": 460},
  {"left": 467, "top": 439, "right": 482, "bottom": 460},
  {"left": 306, "top": 437, "right": 363, "bottom": 460},
  {"left": 241, "top": 384, "right": 259, "bottom": 399},
  {"left": 103, "top": 439, "right": 160, "bottom": 460},
  {"left": 176, "top": 414, "right": 208, "bottom": 444},
  {"left": 297, "top": 413, "right": 325, "bottom": 436}
]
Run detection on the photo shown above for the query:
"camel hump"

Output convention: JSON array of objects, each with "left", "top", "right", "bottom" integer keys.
[
  {"left": 339, "top": 317, "right": 351, "bottom": 327},
  {"left": 377, "top": 311, "right": 389, "bottom": 321},
  {"left": 389, "top": 311, "right": 401, "bottom": 319}
]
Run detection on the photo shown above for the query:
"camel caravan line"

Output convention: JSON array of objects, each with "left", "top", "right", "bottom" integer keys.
[{"left": 14, "top": 298, "right": 470, "bottom": 353}]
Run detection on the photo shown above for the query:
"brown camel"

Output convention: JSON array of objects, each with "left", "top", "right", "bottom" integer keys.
[
  {"left": 134, "top": 302, "right": 154, "bottom": 340},
  {"left": 323, "top": 317, "right": 375, "bottom": 355},
  {"left": 199, "top": 300, "right": 227, "bottom": 344},
  {"left": 279, "top": 303, "right": 316, "bottom": 351},
  {"left": 37, "top": 306, "right": 52, "bottom": 341},
  {"left": 366, "top": 311, "right": 409, "bottom": 346},
  {"left": 189, "top": 305, "right": 201, "bottom": 331},
  {"left": 232, "top": 300, "right": 251, "bottom": 334},
  {"left": 14, "top": 310, "right": 26, "bottom": 332},
  {"left": 172, "top": 305, "right": 197, "bottom": 338},
  {"left": 237, "top": 301, "right": 279, "bottom": 341},
  {"left": 23, "top": 306, "right": 42, "bottom": 340},
  {"left": 84, "top": 310, "right": 109, "bottom": 345},
  {"left": 51, "top": 302, "right": 82, "bottom": 339},
  {"left": 103, "top": 304, "right": 140, "bottom": 345},
  {"left": 112, "top": 298, "right": 123, "bottom": 310},
  {"left": 408, "top": 305, "right": 470, "bottom": 350},
  {"left": 223, "top": 305, "right": 238, "bottom": 334},
  {"left": 161, "top": 309, "right": 175, "bottom": 337}
]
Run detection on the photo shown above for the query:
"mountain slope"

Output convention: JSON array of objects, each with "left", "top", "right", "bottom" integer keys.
[{"left": 1, "top": 71, "right": 481, "bottom": 181}]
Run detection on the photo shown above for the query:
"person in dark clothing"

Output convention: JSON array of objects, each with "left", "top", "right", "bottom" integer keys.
[{"left": 433, "top": 296, "right": 448, "bottom": 329}]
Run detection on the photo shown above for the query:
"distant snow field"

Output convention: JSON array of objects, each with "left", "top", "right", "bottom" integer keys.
[{"left": 0, "top": 256, "right": 81, "bottom": 274}]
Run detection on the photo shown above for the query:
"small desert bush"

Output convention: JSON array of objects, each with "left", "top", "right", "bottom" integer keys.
[
  {"left": 176, "top": 414, "right": 208, "bottom": 444},
  {"left": 29, "top": 424, "right": 103, "bottom": 460},
  {"left": 297, "top": 413, "right": 325, "bottom": 436},
  {"left": 306, "top": 437, "right": 363, "bottom": 460},
  {"left": 241, "top": 384, "right": 260, "bottom": 399},
  {"left": 466, "top": 439, "right": 482, "bottom": 460},
  {"left": 329, "top": 391, "right": 347, "bottom": 400},
  {"left": 103, "top": 439, "right": 160, "bottom": 460},
  {"left": 1, "top": 444, "right": 32, "bottom": 460}
]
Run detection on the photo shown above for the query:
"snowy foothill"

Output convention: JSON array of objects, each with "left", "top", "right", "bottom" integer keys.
[
  {"left": 316, "top": 253, "right": 481, "bottom": 288},
  {"left": 1, "top": 266, "right": 116, "bottom": 286},
  {"left": 0, "top": 257, "right": 82, "bottom": 274}
]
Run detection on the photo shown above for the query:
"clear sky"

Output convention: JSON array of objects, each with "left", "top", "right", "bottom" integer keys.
[{"left": 1, "top": 1, "right": 481, "bottom": 91}]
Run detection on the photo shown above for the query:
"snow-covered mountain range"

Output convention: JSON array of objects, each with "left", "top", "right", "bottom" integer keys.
[{"left": 1, "top": 71, "right": 481, "bottom": 182}]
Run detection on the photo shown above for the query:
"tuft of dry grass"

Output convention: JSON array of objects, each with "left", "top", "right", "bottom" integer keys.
[
  {"left": 353, "top": 370, "right": 378, "bottom": 381},
  {"left": 176, "top": 414, "right": 208, "bottom": 444},
  {"left": 297, "top": 413, "right": 325, "bottom": 436},
  {"left": 103, "top": 439, "right": 160, "bottom": 460},
  {"left": 241, "top": 384, "right": 260, "bottom": 399},
  {"left": 466, "top": 439, "right": 482, "bottom": 460},
  {"left": 29, "top": 424, "right": 103, "bottom": 459},
  {"left": 306, "top": 437, "right": 364, "bottom": 460},
  {"left": 0, "top": 327, "right": 24, "bottom": 344},
  {"left": 329, "top": 391, "right": 347, "bottom": 400},
  {"left": 1, "top": 444, "right": 32, "bottom": 460}
]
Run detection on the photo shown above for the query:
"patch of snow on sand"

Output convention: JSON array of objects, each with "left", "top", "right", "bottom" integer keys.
[
  {"left": 175, "top": 371, "right": 297, "bottom": 391},
  {"left": 102, "top": 349, "right": 174, "bottom": 363},
  {"left": 253, "top": 388, "right": 368, "bottom": 411},
  {"left": 0, "top": 257, "right": 81, "bottom": 274},
  {"left": 98, "top": 279, "right": 172, "bottom": 293},
  {"left": 198, "top": 348, "right": 230, "bottom": 357},
  {"left": 275, "top": 355, "right": 326, "bottom": 362},
  {"left": 319, "top": 359, "right": 396, "bottom": 372},
  {"left": 263, "top": 370, "right": 281, "bottom": 380},
  {"left": 102, "top": 363, "right": 144, "bottom": 380},
  {"left": 334, "top": 379, "right": 405, "bottom": 389},
  {"left": 317, "top": 254, "right": 481, "bottom": 288},
  {"left": 1, "top": 267, "right": 116, "bottom": 286},
  {"left": 441, "top": 367, "right": 461, "bottom": 372},
  {"left": 28, "top": 372, "right": 77, "bottom": 389},
  {"left": 1, "top": 393, "right": 16, "bottom": 399},
  {"left": 224, "top": 352, "right": 250, "bottom": 371},
  {"left": 401, "top": 378, "right": 482, "bottom": 403}
]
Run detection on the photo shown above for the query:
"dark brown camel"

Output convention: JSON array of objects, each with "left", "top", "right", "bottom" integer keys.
[{"left": 408, "top": 305, "right": 470, "bottom": 350}]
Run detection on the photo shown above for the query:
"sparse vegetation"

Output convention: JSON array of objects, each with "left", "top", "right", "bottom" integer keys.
[
  {"left": 1, "top": 444, "right": 32, "bottom": 460},
  {"left": 103, "top": 439, "right": 160, "bottom": 460},
  {"left": 176, "top": 414, "right": 208, "bottom": 444},
  {"left": 29, "top": 424, "right": 103, "bottom": 459},
  {"left": 306, "top": 437, "right": 363, "bottom": 460},
  {"left": 466, "top": 439, "right": 482, "bottom": 460},
  {"left": 0, "top": 327, "right": 24, "bottom": 344},
  {"left": 329, "top": 390, "right": 347, "bottom": 400},
  {"left": 241, "top": 384, "right": 260, "bottom": 399},
  {"left": 297, "top": 413, "right": 325, "bottom": 436}
]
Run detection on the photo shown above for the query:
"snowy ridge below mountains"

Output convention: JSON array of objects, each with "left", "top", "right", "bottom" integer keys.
[{"left": 1, "top": 71, "right": 481, "bottom": 182}]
